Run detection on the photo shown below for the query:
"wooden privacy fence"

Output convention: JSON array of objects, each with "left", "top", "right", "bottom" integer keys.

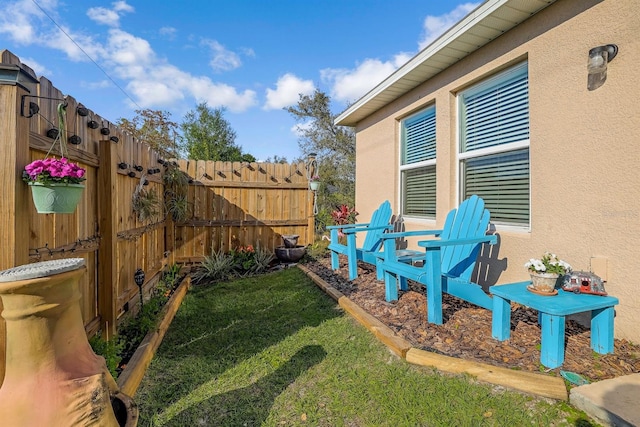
[
  {"left": 0, "top": 50, "right": 314, "bottom": 384},
  {"left": 168, "top": 159, "right": 313, "bottom": 262}
]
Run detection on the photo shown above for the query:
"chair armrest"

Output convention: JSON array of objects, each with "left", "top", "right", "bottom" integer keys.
[
  {"left": 379, "top": 229, "right": 443, "bottom": 240},
  {"left": 417, "top": 235, "right": 497, "bottom": 248},
  {"left": 326, "top": 222, "right": 371, "bottom": 230},
  {"left": 343, "top": 224, "right": 393, "bottom": 235}
]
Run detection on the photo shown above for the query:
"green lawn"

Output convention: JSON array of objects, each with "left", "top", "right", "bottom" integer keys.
[{"left": 135, "top": 268, "right": 596, "bottom": 426}]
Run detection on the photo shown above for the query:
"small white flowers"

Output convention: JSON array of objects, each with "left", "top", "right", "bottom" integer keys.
[{"left": 525, "top": 252, "right": 572, "bottom": 275}]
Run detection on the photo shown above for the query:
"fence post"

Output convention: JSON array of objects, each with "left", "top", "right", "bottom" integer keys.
[
  {"left": 97, "top": 138, "right": 118, "bottom": 338},
  {"left": 0, "top": 81, "right": 34, "bottom": 386}
]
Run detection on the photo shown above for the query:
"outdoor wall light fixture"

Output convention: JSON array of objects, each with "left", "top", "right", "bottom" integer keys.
[
  {"left": 110, "top": 136, "right": 119, "bottom": 143},
  {"left": 68, "top": 135, "right": 82, "bottom": 145},
  {"left": 87, "top": 120, "right": 99, "bottom": 129},
  {"left": 118, "top": 162, "right": 128, "bottom": 170},
  {"left": 128, "top": 171, "right": 136, "bottom": 178},
  {"left": 100, "top": 126, "right": 110, "bottom": 136},
  {"left": 588, "top": 44, "right": 617, "bottom": 91}
]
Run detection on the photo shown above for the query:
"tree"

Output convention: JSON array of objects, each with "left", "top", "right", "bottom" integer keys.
[
  {"left": 181, "top": 102, "right": 255, "bottom": 162},
  {"left": 286, "top": 90, "right": 356, "bottom": 233},
  {"left": 117, "top": 109, "right": 182, "bottom": 159},
  {"left": 264, "top": 155, "right": 289, "bottom": 164}
]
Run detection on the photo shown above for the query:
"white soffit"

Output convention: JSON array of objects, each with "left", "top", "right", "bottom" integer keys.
[{"left": 335, "top": 0, "right": 556, "bottom": 127}]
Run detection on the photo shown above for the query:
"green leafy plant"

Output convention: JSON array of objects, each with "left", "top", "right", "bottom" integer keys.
[
  {"left": 230, "top": 245, "right": 257, "bottom": 274},
  {"left": 162, "top": 163, "right": 190, "bottom": 191},
  {"left": 165, "top": 192, "right": 190, "bottom": 222},
  {"left": 162, "top": 163, "right": 190, "bottom": 222},
  {"left": 192, "top": 244, "right": 275, "bottom": 284},
  {"left": 192, "top": 248, "right": 235, "bottom": 284},
  {"left": 89, "top": 333, "right": 123, "bottom": 379},
  {"left": 155, "top": 263, "right": 182, "bottom": 298},
  {"left": 132, "top": 179, "right": 160, "bottom": 223},
  {"left": 249, "top": 244, "right": 275, "bottom": 274},
  {"left": 117, "top": 295, "right": 165, "bottom": 368}
]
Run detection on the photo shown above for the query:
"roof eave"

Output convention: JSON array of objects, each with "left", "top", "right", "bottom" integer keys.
[{"left": 335, "top": 0, "right": 556, "bottom": 127}]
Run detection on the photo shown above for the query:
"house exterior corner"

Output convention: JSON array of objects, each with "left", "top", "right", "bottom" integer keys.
[{"left": 346, "top": 0, "right": 640, "bottom": 341}]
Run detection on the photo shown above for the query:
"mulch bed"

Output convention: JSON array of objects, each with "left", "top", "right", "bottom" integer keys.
[{"left": 303, "top": 255, "right": 640, "bottom": 383}]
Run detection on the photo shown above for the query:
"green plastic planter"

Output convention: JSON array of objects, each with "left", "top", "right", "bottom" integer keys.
[{"left": 28, "top": 182, "right": 85, "bottom": 214}]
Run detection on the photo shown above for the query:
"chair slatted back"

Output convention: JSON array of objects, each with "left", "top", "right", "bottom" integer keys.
[
  {"left": 440, "top": 195, "right": 491, "bottom": 280},
  {"left": 361, "top": 201, "right": 392, "bottom": 252}
]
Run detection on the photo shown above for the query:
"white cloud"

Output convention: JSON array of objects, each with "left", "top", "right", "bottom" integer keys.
[
  {"left": 321, "top": 53, "right": 411, "bottom": 104},
  {"left": 87, "top": 7, "right": 120, "bottom": 26},
  {"left": 44, "top": 26, "right": 103, "bottom": 62},
  {"left": 264, "top": 73, "right": 315, "bottom": 110},
  {"left": 202, "top": 39, "right": 242, "bottom": 72},
  {"left": 0, "top": 0, "right": 50, "bottom": 44},
  {"left": 418, "top": 2, "right": 480, "bottom": 50},
  {"left": 107, "top": 29, "right": 155, "bottom": 68},
  {"left": 195, "top": 80, "right": 258, "bottom": 113},
  {"left": 87, "top": 1, "right": 133, "bottom": 27},
  {"left": 159, "top": 26, "right": 177, "bottom": 39},
  {"left": 113, "top": 1, "right": 134, "bottom": 13},
  {"left": 20, "top": 57, "right": 51, "bottom": 77}
]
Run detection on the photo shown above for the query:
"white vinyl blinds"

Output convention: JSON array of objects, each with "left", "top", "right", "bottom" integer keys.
[
  {"left": 401, "top": 106, "right": 436, "bottom": 218},
  {"left": 459, "top": 62, "right": 530, "bottom": 226}
]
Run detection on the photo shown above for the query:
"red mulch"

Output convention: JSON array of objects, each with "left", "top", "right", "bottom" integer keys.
[{"left": 303, "top": 255, "right": 640, "bottom": 383}]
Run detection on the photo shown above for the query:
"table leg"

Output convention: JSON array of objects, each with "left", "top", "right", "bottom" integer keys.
[
  {"left": 540, "top": 313, "right": 566, "bottom": 368},
  {"left": 492, "top": 295, "right": 511, "bottom": 341},
  {"left": 591, "top": 307, "right": 615, "bottom": 354}
]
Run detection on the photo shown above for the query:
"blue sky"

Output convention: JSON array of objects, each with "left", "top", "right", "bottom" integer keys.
[{"left": 1, "top": 0, "right": 480, "bottom": 161}]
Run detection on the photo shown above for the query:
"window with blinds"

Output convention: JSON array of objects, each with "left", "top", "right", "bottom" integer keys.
[
  {"left": 400, "top": 106, "right": 436, "bottom": 218},
  {"left": 459, "top": 62, "right": 530, "bottom": 227}
]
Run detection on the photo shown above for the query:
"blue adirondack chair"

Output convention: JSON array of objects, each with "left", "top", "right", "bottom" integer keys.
[
  {"left": 327, "top": 201, "right": 394, "bottom": 280},
  {"left": 378, "top": 195, "right": 497, "bottom": 325},
  {"left": 327, "top": 201, "right": 434, "bottom": 281}
]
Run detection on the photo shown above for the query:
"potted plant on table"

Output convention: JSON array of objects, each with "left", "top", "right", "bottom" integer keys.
[
  {"left": 524, "top": 252, "right": 572, "bottom": 294},
  {"left": 23, "top": 157, "right": 86, "bottom": 214}
]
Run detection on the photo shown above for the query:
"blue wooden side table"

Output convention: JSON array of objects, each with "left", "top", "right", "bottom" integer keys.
[{"left": 489, "top": 281, "right": 619, "bottom": 368}]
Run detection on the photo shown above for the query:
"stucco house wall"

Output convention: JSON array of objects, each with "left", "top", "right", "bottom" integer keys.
[{"left": 347, "top": 0, "right": 640, "bottom": 341}]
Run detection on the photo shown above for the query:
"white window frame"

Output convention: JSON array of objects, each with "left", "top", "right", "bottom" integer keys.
[
  {"left": 457, "top": 61, "right": 530, "bottom": 231},
  {"left": 399, "top": 105, "right": 437, "bottom": 221}
]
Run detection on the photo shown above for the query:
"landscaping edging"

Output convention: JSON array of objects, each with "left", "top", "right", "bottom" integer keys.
[
  {"left": 298, "top": 264, "right": 568, "bottom": 401},
  {"left": 116, "top": 275, "right": 192, "bottom": 397}
]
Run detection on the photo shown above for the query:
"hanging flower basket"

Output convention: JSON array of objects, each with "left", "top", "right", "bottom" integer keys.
[
  {"left": 28, "top": 182, "right": 85, "bottom": 214},
  {"left": 23, "top": 157, "right": 86, "bottom": 214},
  {"left": 309, "top": 175, "right": 320, "bottom": 191}
]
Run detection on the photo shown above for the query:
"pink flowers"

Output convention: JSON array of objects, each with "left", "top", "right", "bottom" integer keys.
[{"left": 23, "top": 157, "right": 86, "bottom": 185}]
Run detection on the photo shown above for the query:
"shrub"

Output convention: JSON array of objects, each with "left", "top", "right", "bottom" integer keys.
[
  {"left": 89, "top": 333, "right": 123, "bottom": 379},
  {"left": 248, "top": 244, "right": 275, "bottom": 274},
  {"left": 192, "top": 244, "right": 275, "bottom": 284},
  {"left": 192, "top": 249, "right": 235, "bottom": 284}
]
